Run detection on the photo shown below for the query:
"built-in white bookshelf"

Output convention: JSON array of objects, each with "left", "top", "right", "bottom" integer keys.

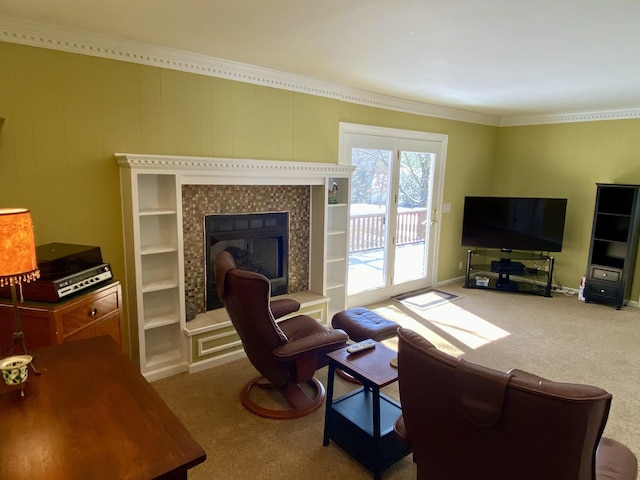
[
  {"left": 117, "top": 154, "right": 354, "bottom": 381},
  {"left": 325, "top": 177, "right": 350, "bottom": 317},
  {"left": 118, "top": 170, "right": 187, "bottom": 380}
]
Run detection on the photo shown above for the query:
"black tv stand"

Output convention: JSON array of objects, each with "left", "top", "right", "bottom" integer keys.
[
  {"left": 464, "top": 249, "right": 555, "bottom": 297},
  {"left": 495, "top": 275, "right": 520, "bottom": 291},
  {"left": 490, "top": 259, "right": 526, "bottom": 274}
]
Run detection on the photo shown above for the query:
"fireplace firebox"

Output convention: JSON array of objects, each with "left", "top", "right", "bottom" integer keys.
[{"left": 205, "top": 212, "right": 289, "bottom": 311}]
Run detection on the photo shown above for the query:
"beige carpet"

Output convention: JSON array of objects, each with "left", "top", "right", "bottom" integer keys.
[{"left": 152, "top": 282, "right": 640, "bottom": 479}]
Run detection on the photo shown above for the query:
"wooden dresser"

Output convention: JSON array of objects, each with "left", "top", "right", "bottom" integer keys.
[{"left": 0, "top": 280, "right": 122, "bottom": 353}]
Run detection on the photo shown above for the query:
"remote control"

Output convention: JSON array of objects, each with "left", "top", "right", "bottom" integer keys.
[{"left": 347, "top": 339, "right": 376, "bottom": 354}]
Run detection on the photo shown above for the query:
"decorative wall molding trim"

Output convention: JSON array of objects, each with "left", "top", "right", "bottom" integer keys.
[
  {"left": 500, "top": 109, "right": 640, "bottom": 127},
  {"left": 114, "top": 154, "right": 355, "bottom": 185},
  {"left": 2, "top": 14, "right": 639, "bottom": 127}
]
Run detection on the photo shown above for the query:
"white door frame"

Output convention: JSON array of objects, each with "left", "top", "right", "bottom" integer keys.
[{"left": 339, "top": 122, "right": 448, "bottom": 306}]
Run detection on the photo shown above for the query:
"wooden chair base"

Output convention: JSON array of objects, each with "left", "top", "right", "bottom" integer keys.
[
  {"left": 240, "top": 375, "right": 326, "bottom": 419},
  {"left": 336, "top": 368, "right": 362, "bottom": 385}
]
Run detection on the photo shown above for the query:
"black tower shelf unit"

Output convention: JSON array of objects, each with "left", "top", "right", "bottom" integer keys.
[{"left": 585, "top": 183, "right": 640, "bottom": 309}]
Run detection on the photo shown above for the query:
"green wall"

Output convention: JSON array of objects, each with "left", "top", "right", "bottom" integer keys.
[
  {"left": 495, "top": 121, "right": 640, "bottom": 300},
  {"left": 3, "top": 41, "right": 639, "bottom": 358},
  {"left": 0, "top": 42, "right": 497, "bottom": 356}
]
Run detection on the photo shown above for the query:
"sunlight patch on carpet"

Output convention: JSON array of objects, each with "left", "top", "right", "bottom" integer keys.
[
  {"left": 393, "top": 288, "right": 459, "bottom": 310},
  {"left": 370, "top": 301, "right": 510, "bottom": 355}
]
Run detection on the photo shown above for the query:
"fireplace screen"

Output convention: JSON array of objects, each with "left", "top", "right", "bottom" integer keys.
[{"left": 205, "top": 212, "right": 289, "bottom": 311}]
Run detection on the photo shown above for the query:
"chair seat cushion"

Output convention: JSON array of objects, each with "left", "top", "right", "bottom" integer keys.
[
  {"left": 332, "top": 307, "right": 398, "bottom": 342},
  {"left": 596, "top": 437, "right": 638, "bottom": 480}
]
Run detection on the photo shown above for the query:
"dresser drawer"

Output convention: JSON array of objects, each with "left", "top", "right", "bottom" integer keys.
[
  {"left": 590, "top": 267, "right": 621, "bottom": 284},
  {"left": 0, "top": 281, "right": 123, "bottom": 351},
  {"left": 586, "top": 281, "right": 620, "bottom": 302},
  {"left": 59, "top": 290, "right": 119, "bottom": 337}
]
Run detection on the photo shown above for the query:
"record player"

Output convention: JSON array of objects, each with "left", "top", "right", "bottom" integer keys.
[{"left": 0, "top": 242, "right": 113, "bottom": 302}]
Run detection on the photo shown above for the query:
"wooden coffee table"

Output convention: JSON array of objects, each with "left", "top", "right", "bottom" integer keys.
[
  {"left": 0, "top": 336, "right": 206, "bottom": 480},
  {"left": 323, "top": 342, "right": 411, "bottom": 480}
]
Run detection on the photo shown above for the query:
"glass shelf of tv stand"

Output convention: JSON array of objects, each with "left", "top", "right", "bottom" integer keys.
[{"left": 464, "top": 249, "right": 554, "bottom": 297}]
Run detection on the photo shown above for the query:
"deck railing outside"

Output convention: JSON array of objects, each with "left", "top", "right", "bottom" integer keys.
[{"left": 349, "top": 208, "right": 428, "bottom": 252}]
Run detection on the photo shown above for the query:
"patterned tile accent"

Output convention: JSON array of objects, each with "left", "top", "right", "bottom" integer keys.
[{"left": 182, "top": 185, "right": 310, "bottom": 313}]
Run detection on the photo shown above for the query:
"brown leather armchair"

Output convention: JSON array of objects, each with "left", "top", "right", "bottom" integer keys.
[
  {"left": 394, "top": 327, "right": 637, "bottom": 480},
  {"left": 214, "top": 250, "right": 348, "bottom": 419}
]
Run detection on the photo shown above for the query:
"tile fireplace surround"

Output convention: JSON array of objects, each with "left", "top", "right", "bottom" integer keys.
[
  {"left": 117, "top": 153, "right": 354, "bottom": 380},
  {"left": 182, "top": 184, "right": 311, "bottom": 316}
]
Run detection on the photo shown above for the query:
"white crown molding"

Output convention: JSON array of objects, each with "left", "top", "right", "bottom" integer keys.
[
  {"left": 0, "top": 15, "right": 500, "bottom": 126},
  {"left": 500, "top": 109, "right": 640, "bottom": 127},
  {"left": 2, "top": 15, "right": 639, "bottom": 127}
]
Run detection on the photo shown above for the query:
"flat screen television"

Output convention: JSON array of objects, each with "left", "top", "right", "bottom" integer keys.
[{"left": 461, "top": 196, "right": 568, "bottom": 252}]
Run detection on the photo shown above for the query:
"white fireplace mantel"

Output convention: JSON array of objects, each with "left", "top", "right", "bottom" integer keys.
[
  {"left": 117, "top": 153, "right": 354, "bottom": 381},
  {"left": 115, "top": 153, "right": 354, "bottom": 186}
]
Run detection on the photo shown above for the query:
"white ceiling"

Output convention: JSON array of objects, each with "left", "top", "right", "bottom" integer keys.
[{"left": 1, "top": 0, "right": 640, "bottom": 119}]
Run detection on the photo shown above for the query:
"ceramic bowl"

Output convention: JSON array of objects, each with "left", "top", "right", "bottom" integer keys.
[{"left": 0, "top": 355, "right": 33, "bottom": 385}]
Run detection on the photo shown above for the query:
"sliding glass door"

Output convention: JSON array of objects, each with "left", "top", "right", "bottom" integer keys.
[
  {"left": 340, "top": 124, "right": 447, "bottom": 307},
  {"left": 393, "top": 147, "right": 435, "bottom": 285}
]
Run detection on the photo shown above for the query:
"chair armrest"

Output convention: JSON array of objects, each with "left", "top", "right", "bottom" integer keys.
[
  {"left": 270, "top": 299, "right": 301, "bottom": 319},
  {"left": 271, "top": 329, "right": 348, "bottom": 360}
]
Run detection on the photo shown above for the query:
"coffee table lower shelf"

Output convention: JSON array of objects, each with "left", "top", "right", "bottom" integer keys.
[{"left": 325, "top": 387, "right": 411, "bottom": 475}]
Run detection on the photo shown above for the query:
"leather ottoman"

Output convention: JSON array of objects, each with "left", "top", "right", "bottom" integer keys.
[{"left": 332, "top": 307, "right": 398, "bottom": 342}]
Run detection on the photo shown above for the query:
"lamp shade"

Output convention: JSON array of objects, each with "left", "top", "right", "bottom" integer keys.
[{"left": 0, "top": 208, "right": 40, "bottom": 287}]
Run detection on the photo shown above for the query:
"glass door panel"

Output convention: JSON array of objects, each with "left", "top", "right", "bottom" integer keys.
[
  {"left": 392, "top": 151, "right": 434, "bottom": 285},
  {"left": 348, "top": 147, "right": 393, "bottom": 295}
]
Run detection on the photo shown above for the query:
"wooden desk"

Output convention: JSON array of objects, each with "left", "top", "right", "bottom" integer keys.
[{"left": 0, "top": 336, "right": 206, "bottom": 479}]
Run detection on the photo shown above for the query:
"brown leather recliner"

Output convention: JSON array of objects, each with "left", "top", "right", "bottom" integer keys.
[
  {"left": 214, "top": 250, "right": 348, "bottom": 419},
  {"left": 394, "top": 327, "right": 637, "bottom": 480}
]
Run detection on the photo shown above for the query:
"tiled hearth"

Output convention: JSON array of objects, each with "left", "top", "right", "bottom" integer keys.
[{"left": 182, "top": 184, "right": 310, "bottom": 315}]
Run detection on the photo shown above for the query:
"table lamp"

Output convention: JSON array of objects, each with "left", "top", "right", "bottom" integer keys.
[{"left": 0, "top": 208, "right": 40, "bottom": 366}]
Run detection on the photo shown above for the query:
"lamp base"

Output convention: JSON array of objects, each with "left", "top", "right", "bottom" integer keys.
[
  {"left": 3, "top": 283, "right": 40, "bottom": 375},
  {"left": 7, "top": 330, "right": 40, "bottom": 375}
]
